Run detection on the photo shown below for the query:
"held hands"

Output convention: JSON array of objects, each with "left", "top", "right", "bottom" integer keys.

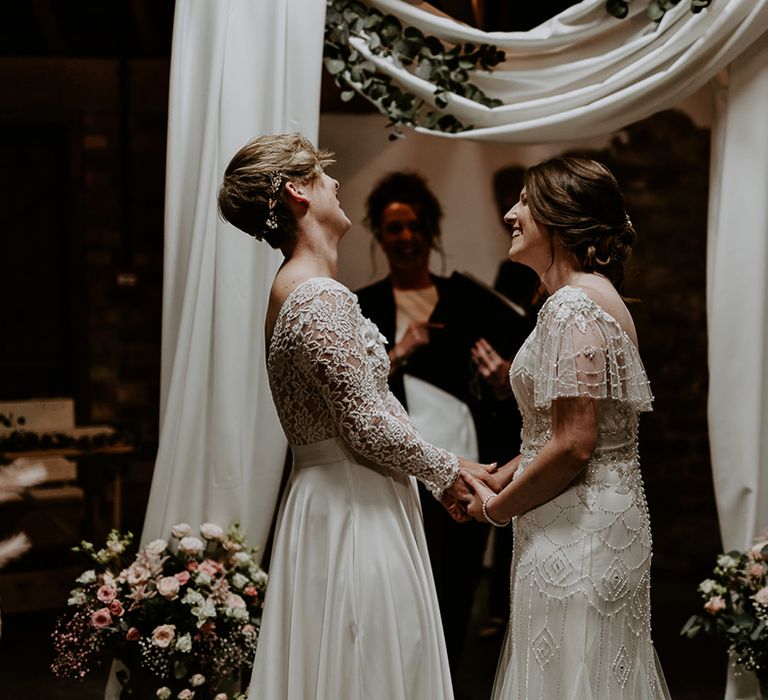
[
  {"left": 441, "top": 457, "right": 498, "bottom": 523},
  {"left": 471, "top": 338, "right": 513, "bottom": 399}
]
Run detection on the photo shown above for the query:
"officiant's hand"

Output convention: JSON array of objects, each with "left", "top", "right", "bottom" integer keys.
[
  {"left": 471, "top": 338, "right": 513, "bottom": 399},
  {"left": 389, "top": 321, "right": 445, "bottom": 373}
]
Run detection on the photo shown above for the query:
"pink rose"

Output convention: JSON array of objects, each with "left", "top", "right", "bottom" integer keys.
[
  {"left": 187, "top": 561, "right": 199, "bottom": 572},
  {"left": 91, "top": 608, "right": 113, "bottom": 628},
  {"left": 747, "top": 563, "right": 765, "bottom": 579},
  {"left": 97, "top": 585, "right": 117, "bottom": 604},
  {"left": 242, "top": 624, "right": 257, "bottom": 637},
  {"left": 109, "top": 600, "right": 124, "bottom": 617},
  {"left": 151, "top": 624, "right": 176, "bottom": 648},
  {"left": 704, "top": 595, "right": 726, "bottom": 614},
  {"left": 174, "top": 571, "right": 191, "bottom": 585},
  {"left": 243, "top": 586, "right": 258, "bottom": 597},
  {"left": 754, "top": 587, "right": 768, "bottom": 605},
  {"left": 226, "top": 593, "right": 246, "bottom": 609},
  {"left": 126, "top": 627, "right": 140, "bottom": 641},
  {"left": 199, "top": 560, "right": 220, "bottom": 577},
  {"left": 157, "top": 576, "right": 181, "bottom": 599}
]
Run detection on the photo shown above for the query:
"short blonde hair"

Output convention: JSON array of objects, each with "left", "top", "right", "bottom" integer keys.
[{"left": 218, "top": 133, "right": 335, "bottom": 248}]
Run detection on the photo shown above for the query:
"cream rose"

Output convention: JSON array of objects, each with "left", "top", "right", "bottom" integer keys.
[
  {"left": 753, "top": 587, "right": 768, "bottom": 605},
  {"left": 178, "top": 536, "right": 204, "bottom": 555},
  {"left": 151, "top": 624, "right": 176, "bottom": 648},
  {"left": 200, "top": 523, "right": 224, "bottom": 541},
  {"left": 146, "top": 538, "right": 168, "bottom": 555},
  {"left": 171, "top": 523, "right": 192, "bottom": 539},
  {"left": 157, "top": 576, "right": 181, "bottom": 599},
  {"left": 189, "top": 674, "right": 205, "bottom": 687}
]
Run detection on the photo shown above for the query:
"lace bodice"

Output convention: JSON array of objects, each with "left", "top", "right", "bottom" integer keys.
[{"left": 267, "top": 277, "right": 458, "bottom": 498}]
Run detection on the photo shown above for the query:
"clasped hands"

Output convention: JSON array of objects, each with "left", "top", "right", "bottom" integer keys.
[{"left": 441, "top": 457, "right": 502, "bottom": 524}]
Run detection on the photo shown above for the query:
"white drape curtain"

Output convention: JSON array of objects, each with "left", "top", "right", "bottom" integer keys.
[
  {"left": 142, "top": 0, "right": 325, "bottom": 551},
  {"left": 707, "top": 37, "right": 768, "bottom": 700}
]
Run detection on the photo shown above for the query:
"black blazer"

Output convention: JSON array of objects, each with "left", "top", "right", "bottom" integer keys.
[{"left": 355, "top": 274, "right": 532, "bottom": 464}]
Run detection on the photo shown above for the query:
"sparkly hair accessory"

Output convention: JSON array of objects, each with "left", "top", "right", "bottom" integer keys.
[
  {"left": 625, "top": 213, "right": 633, "bottom": 227},
  {"left": 265, "top": 171, "right": 285, "bottom": 230}
]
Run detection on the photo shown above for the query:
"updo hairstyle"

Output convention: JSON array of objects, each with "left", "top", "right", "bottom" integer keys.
[
  {"left": 524, "top": 157, "right": 636, "bottom": 289},
  {"left": 364, "top": 171, "right": 443, "bottom": 252},
  {"left": 218, "top": 133, "right": 335, "bottom": 249}
]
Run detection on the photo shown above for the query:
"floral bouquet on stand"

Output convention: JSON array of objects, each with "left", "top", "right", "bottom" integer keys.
[
  {"left": 51, "top": 522, "right": 267, "bottom": 700},
  {"left": 681, "top": 533, "right": 768, "bottom": 695}
]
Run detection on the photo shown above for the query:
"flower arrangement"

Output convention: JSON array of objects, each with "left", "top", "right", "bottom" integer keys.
[
  {"left": 51, "top": 522, "right": 267, "bottom": 700},
  {"left": 681, "top": 534, "right": 768, "bottom": 689}
]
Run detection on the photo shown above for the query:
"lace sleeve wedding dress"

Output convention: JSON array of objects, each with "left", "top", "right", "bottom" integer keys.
[
  {"left": 247, "top": 277, "right": 456, "bottom": 700},
  {"left": 492, "top": 285, "right": 670, "bottom": 700}
]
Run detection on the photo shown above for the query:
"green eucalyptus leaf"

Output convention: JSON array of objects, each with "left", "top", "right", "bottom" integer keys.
[
  {"left": 340, "top": 90, "right": 356, "bottom": 102},
  {"left": 324, "top": 58, "right": 346, "bottom": 75},
  {"left": 368, "top": 32, "right": 381, "bottom": 50},
  {"left": 606, "top": 0, "right": 630, "bottom": 18},
  {"left": 647, "top": 1, "right": 666, "bottom": 20},
  {"left": 434, "top": 93, "right": 449, "bottom": 109}
]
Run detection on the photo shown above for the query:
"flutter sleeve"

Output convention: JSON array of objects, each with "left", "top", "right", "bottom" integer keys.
[
  {"left": 533, "top": 288, "right": 653, "bottom": 412},
  {"left": 296, "top": 282, "right": 459, "bottom": 498}
]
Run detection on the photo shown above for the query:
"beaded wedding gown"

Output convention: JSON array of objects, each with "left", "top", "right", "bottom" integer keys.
[
  {"left": 492, "top": 285, "right": 670, "bottom": 700},
  {"left": 248, "top": 277, "right": 456, "bottom": 700}
]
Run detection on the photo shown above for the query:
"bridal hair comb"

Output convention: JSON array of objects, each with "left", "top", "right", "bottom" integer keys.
[{"left": 265, "top": 171, "right": 285, "bottom": 230}]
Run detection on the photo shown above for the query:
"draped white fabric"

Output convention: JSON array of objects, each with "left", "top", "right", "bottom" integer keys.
[
  {"left": 360, "top": 0, "right": 768, "bottom": 142},
  {"left": 707, "top": 38, "right": 768, "bottom": 700},
  {"left": 142, "top": 0, "right": 325, "bottom": 551}
]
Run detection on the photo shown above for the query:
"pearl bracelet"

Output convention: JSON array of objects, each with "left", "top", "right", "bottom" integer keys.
[{"left": 482, "top": 495, "right": 510, "bottom": 527}]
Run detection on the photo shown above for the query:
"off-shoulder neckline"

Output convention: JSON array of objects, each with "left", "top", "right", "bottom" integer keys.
[
  {"left": 544, "top": 285, "right": 640, "bottom": 354},
  {"left": 267, "top": 276, "right": 349, "bottom": 361}
]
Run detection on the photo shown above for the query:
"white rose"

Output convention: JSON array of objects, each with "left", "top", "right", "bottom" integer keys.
[
  {"left": 171, "top": 523, "right": 192, "bottom": 539},
  {"left": 76, "top": 569, "right": 97, "bottom": 584},
  {"left": 157, "top": 688, "right": 172, "bottom": 700},
  {"left": 200, "top": 523, "right": 224, "bottom": 541},
  {"left": 177, "top": 691, "right": 194, "bottom": 700},
  {"left": 234, "top": 552, "right": 251, "bottom": 567},
  {"left": 252, "top": 570, "right": 268, "bottom": 586},
  {"left": 182, "top": 589, "right": 204, "bottom": 606},
  {"left": 146, "top": 539, "right": 168, "bottom": 555},
  {"left": 178, "top": 536, "right": 204, "bottom": 555},
  {"left": 717, "top": 554, "right": 739, "bottom": 570},
  {"left": 189, "top": 674, "right": 205, "bottom": 687},
  {"left": 157, "top": 576, "right": 181, "bottom": 599},
  {"left": 231, "top": 573, "right": 249, "bottom": 590},
  {"left": 67, "top": 589, "right": 87, "bottom": 606},
  {"left": 698, "top": 579, "right": 718, "bottom": 595},
  {"left": 176, "top": 633, "right": 192, "bottom": 653},
  {"left": 195, "top": 572, "right": 212, "bottom": 587},
  {"left": 214, "top": 695, "right": 228, "bottom": 700}
]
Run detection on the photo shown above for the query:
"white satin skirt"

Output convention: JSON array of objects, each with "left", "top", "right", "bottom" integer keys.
[{"left": 247, "top": 437, "right": 454, "bottom": 700}]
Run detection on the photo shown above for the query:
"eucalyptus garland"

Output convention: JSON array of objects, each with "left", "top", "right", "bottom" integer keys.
[
  {"left": 323, "top": 0, "right": 504, "bottom": 138},
  {"left": 606, "top": 0, "right": 713, "bottom": 21}
]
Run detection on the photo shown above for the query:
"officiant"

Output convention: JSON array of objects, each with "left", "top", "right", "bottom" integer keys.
[{"left": 355, "top": 171, "right": 531, "bottom": 672}]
